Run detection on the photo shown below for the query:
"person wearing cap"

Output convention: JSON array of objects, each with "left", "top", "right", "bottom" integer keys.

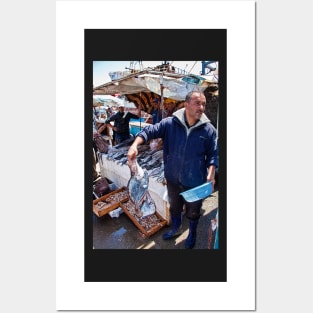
[
  {"left": 151, "top": 98, "right": 162, "bottom": 124},
  {"left": 105, "top": 103, "right": 140, "bottom": 145}
]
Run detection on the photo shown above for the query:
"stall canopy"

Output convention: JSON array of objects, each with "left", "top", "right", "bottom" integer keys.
[
  {"left": 93, "top": 98, "right": 103, "bottom": 107},
  {"left": 93, "top": 94, "right": 125, "bottom": 108},
  {"left": 93, "top": 70, "right": 218, "bottom": 113}
]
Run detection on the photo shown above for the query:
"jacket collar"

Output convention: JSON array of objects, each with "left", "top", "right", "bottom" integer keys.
[{"left": 173, "top": 108, "right": 210, "bottom": 129}]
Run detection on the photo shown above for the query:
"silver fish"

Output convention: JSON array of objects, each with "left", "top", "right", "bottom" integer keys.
[
  {"left": 140, "top": 191, "right": 156, "bottom": 217},
  {"left": 127, "top": 159, "right": 149, "bottom": 214}
]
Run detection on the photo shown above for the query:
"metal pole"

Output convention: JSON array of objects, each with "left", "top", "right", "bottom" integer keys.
[
  {"left": 139, "top": 92, "right": 142, "bottom": 130},
  {"left": 160, "top": 74, "right": 165, "bottom": 119}
]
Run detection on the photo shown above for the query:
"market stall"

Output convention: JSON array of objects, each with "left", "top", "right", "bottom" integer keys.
[{"left": 93, "top": 62, "right": 219, "bottom": 227}]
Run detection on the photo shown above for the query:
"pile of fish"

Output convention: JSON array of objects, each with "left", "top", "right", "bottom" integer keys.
[
  {"left": 127, "top": 158, "right": 156, "bottom": 218},
  {"left": 102, "top": 139, "right": 165, "bottom": 183},
  {"left": 122, "top": 200, "right": 164, "bottom": 231}
]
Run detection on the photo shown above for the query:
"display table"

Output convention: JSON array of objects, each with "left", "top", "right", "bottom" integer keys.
[{"left": 99, "top": 154, "right": 170, "bottom": 223}]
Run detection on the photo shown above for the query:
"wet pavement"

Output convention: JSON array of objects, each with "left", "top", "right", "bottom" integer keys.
[{"left": 93, "top": 188, "right": 219, "bottom": 249}]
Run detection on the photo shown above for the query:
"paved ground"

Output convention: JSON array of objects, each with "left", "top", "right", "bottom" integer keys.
[{"left": 93, "top": 186, "right": 219, "bottom": 250}]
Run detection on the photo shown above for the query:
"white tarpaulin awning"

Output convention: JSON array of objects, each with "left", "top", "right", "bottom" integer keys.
[
  {"left": 93, "top": 95, "right": 125, "bottom": 107},
  {"left": 93, "top": 73, "right": 217, "bottom": 101}
]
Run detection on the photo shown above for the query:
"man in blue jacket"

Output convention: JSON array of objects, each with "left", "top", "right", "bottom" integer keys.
[{"left": 127, "top": 91, "right": 218, "bottom": 249}]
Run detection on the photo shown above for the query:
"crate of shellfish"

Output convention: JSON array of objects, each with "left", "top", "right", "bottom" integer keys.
[
  {"left": 120, "top": 200, "right": 167, "bottom": 237},
  {"left": 93, "top": 187, "right": 129, "bottom": 218}
]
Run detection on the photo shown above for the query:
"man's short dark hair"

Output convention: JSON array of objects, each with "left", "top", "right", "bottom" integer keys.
[{"left": 185, "top": 91, "right": 205, "bottom": 103}]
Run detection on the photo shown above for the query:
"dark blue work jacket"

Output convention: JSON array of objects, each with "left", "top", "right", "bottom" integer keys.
[{"left": 137, "top": 108, "right": 218, "bottom": 187}]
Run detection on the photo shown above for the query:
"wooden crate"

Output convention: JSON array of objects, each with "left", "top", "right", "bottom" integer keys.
[
  {"left": 93, "top": 187, "right": 129, "bottom": 218},
  {"left": 120, "top": 200, "right": 167, "bottom": 237}
]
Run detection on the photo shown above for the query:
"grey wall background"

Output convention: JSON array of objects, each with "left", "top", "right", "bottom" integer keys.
[{"left": 1, "top": 0, "right": 312, "bottom": 312}]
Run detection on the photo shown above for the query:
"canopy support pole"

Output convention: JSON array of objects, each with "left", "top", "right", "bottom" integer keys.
[{"left": 160, "top": 74, "right": 165, "bottom": 119}]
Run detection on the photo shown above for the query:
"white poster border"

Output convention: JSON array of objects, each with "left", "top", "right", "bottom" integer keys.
[{"left": 56, "top": 1, "right": 256, "bottom": 310}]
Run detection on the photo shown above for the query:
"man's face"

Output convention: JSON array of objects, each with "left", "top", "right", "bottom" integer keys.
[{"left": 185, "top": 93, "right": 206, "bottom": 120}]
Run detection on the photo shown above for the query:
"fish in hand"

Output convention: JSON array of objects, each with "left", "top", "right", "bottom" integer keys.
[{"left": 127, "top": 158, "right": 156, "bottom": 217}]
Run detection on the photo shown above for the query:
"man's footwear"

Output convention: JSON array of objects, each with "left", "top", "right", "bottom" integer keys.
[
  {"left": 185, "top": 219, "right": 199, "bottom": 249},
  {"left": 162, "top": 226, "right": 183, "bottom": 240},
  {"left": 162, "top": 215, "right": 182, "bottom": 240}
]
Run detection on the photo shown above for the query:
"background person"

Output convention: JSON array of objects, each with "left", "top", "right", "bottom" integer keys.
[
  {"left": 95, "top": 116, "right": 108, "bottom": 137},
  {"left": 105, "top": 103, "right": 141, "bottom": 145},
  {"left": 92, "top": 111, "right": 102, "bottom": 181},
  {"left": 151, "top": 98, "right": 162, "bottom": 124},
  {"left": 166, "top": 101, "right": 177, "bottom": 117},
  {"left": 93, "top": 111, "right": 109, "bottom": 151},
  {"left": 127, "top": 91, "right": 218, "bottom": 249}
]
